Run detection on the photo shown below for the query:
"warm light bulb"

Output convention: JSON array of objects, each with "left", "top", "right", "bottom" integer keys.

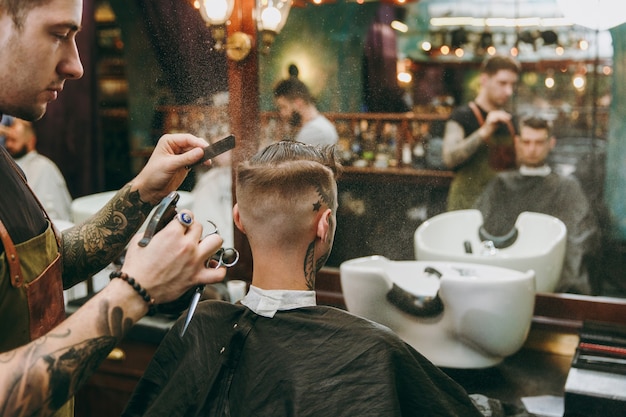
[
  {"left": 487, "top": 46, "right": 496, "bottom": 55},
  {"left": 421, "top": 41, "right": 432, "bottom": 52},
  {"left": 545, "top": 77, "right": 555, "bottom": 88},
  {"left": 398, "top": 72, "right": 412, "bottom": 83},
  {"left": 205, "top": 0, "right": 229, "bottom": 20},
  {"left": 440, "top": 45, "right": 450, "bottom": 55},
  {"left": 261, "top": 6, "right": 282, "bottom": 31},
  {"left": 573, "top": 75, "right": 586, "bottom": 90},
  {"left": 199, "top": 0, "right": 234, "bottom": 25},
  {"left": 455, "top": 48, "right": 464, "bottom": 57}
]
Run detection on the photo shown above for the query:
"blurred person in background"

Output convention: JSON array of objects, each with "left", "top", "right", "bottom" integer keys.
[
  {"left": 3, "top": 117, "right": 73, "bottom": 221},
  {"left": 442, "top": 55, "right": 521, "bottom": 210},
  {"left": 273, "top": 64, "right": 338, "bottom": 146}
]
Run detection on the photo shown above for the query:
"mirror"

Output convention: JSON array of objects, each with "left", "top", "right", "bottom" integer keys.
[{"left": 100, "top": 0, "right": 626, "bottom": 308}]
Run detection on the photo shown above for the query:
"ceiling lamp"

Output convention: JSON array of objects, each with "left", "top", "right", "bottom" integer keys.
[
  {"left": 195, "top": 0, "right": 293, "bottom": 61},
  {"left": 257, "top": 0, "right": 293, "bottom": 53},
  {"left": 479, "top": 31, "right": 493, "bottom": 49},
  {"left": 450, "top": 27, "right": 468, "bottom": 49},
  {"left": 198, "top": 0, "right": 235, "bottom": 50},
  {"left": 540, "top": 30, "right": 559, "bottom": 46}
]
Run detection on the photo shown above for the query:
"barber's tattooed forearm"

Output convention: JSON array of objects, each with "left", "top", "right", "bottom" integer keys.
[
  {"left": 2, "top": 337, "right": 117, "bottom": 416},
  {"left": 96, "top": 299, "right": 135, "bottom": 336},
  {"left": 0, "top": 300, "right": 131, "bottom": 417},
  {"left": 62, "top": 184, "right": 153, "bottom": 287}
]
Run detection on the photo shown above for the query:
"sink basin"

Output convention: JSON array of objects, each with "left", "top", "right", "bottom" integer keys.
[
  {"left": 340, "top": 256, "right": 535, "bottom": 368},
  {"left": 414, "top": 209, "right": 566, "bottom": 293}
]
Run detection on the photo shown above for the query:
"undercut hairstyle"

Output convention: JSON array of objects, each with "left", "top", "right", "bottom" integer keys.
[
  {"left": 480, "top": 55, "right": 521, "bottom": 76},
  {"left": 235, "top": 141, "right": 341, "bottom": 247},
  {"left": 519, "top": 115, "right": 553, "bottom": 136},
  {"left": 273, "top": 77, "right": 314, "bottom": 104}
]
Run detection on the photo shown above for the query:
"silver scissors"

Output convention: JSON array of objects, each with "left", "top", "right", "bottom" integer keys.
[{"left": 180, "top": 221, "right": 240, "bottom": 337}]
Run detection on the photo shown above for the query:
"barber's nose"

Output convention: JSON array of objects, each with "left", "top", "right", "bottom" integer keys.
[{"left": 60, "top": 42, "right": 84, "bottom": 80}]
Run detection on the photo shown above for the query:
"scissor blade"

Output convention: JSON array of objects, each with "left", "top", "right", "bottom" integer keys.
[{"left": 179, "top": 287, "right": 203, "bottom": 337}]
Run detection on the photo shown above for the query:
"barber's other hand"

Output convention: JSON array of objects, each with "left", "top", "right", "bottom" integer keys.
[
  {"left": 121, "top": 210, "right": 226, "bottom": 305},
  {"left": 479, "top": 110, "right": 512, "bottom": 141},
  {"left": 133, "top": 133, "right": 211, "bottom": 204}
]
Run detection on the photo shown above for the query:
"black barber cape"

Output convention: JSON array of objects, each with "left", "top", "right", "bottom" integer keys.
[
  {"left": 122, "top": 301, "right": 482, "bottom": 417},
  {"left": 474, "top": 170, "right": 599, "bottom": 294}
]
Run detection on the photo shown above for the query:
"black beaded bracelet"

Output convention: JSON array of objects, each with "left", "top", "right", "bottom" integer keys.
[{"left": 109, "top": 270, "right": 156, "bottom": 314}]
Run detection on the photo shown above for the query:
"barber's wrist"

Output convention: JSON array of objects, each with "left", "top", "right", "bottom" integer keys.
[
  {"left": 110, "top": 270, "right": 157, "bottom": 315},
  {"left": 103, "top": 278, "right": 152, "bottom": 320},
  {"left": 476, "top": 128, "right": 489, "bottom": 142}
]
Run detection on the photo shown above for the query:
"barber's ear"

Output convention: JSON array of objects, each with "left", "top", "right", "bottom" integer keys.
[
  {"left": 549, "top": 136, "right": 556, "bottom": 150},
  {"left": 316, "top": 208, "right": 332, "bottom": 242},
  {"left": 233, "top": 204, "right": 246, "bottom": 234}
]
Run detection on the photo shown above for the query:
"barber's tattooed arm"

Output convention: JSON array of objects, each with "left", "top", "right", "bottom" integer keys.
[
  {"left": 61, "top": 184, "right": 153, "bottom": 289},
  {"left": 0, "top": 296, "right": 139, "bottom": 417},
  {"left": 442, "top": 120, "right": 485, "bottom": 169}
]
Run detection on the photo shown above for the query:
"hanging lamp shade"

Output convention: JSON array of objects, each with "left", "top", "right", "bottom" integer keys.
[{"left": 198, "top": 0, "right": 235, "bottom": 25}]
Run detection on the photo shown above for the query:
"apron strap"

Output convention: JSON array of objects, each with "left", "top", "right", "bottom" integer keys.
[{"left": 0, "top": 220, "right": 23, "bottom": 288}]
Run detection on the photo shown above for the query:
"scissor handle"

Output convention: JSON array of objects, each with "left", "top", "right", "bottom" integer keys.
[{"left": 205, "top": 247, "right": 240, "bottom": 269}]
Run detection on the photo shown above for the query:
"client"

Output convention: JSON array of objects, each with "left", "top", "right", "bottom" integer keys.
[
  {"left": 122, "top": 141, "right": 483, "bottom": 416},
  {"left": 474, "top": 115, "right": 599, "bottom": 294}
]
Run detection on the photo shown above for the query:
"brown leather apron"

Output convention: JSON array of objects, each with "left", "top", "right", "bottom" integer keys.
[
  {"left": 0, "top": 163, "right": 73, "bottom": 416},
  {"left": 468, "top": 101, "right": 516, "bottom": 171}
]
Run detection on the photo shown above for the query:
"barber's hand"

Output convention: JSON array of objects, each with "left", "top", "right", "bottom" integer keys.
[
  {"left": 120, "top": 210, "right": 226, "bottom": 305},
  {"left": 479, "top": 110, "right": 512, "bottom": 141},
  {"left": 133, "top": 133, "right": 211, "bottom": 204}
]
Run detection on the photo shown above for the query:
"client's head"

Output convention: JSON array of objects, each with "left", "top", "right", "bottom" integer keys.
[
  {"left": 515, "top": 115, "right": 555, "bottom": 168},
  {"left": 234, "top": 141, "right": 341, "bottom": 278}
]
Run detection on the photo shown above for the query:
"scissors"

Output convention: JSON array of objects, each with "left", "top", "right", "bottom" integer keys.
[{"left": 180, "top": 222, "right": 240, "bottom": 337}]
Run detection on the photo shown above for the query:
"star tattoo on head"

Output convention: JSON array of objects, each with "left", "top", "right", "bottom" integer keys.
[{"left": 312, "top": 200, "right": 322, "bottom": 212}]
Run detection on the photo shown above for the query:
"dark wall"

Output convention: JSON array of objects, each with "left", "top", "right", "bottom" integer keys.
[{"left": 35, "top": 0, "right": 101, "bottom": 198}]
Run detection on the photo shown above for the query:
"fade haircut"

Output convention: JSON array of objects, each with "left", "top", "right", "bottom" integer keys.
[
  {"left": 0, "top": 0, "right": 50, "bottom": 27},
  {"left": 235, "top": 141, "right": 341, "bottom": 247},
  {"left": 480, "top": 55, "right": 522, "bottom": 76}
]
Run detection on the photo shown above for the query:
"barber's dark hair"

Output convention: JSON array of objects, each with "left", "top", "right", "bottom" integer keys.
[
  {"left": 480, "top": 55, "right": 521, "bottom": 76},
  {"left": 288, "top": 64, "right": 299, "bottom": 78},
  {"left": 0, "top": 0, "right": 49, "bottom": 27},
  {"left": 273, "top": 77, "right": 313, "bottom": 104},
  {"left": 520, "top": 114, "right": 553, "bottom": 136}
]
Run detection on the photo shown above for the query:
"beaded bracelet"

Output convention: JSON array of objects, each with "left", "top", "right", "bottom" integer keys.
[{"left": 109, "top": 270, "right": 156, "bottom": 315}]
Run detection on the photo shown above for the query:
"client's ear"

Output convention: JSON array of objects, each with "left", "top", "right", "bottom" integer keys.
[
  {"left": 233, "top": 203, "right": 246, "bottom": 233},
  {"left": 316, "top": 208, "right": 332, "bottom": 242}
]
